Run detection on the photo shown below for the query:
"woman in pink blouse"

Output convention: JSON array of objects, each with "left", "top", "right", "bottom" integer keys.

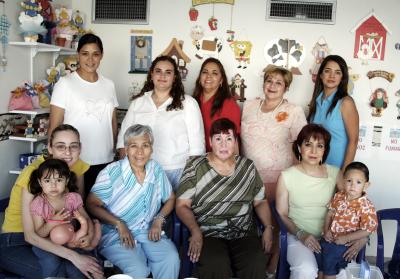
[{"left": 241, "top": 65, "right": 306, "bottom": 276}]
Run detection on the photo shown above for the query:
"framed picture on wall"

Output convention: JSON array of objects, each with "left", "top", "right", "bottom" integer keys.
[{"left": 129, "top": 36, "right": 152, "bottom": 73}]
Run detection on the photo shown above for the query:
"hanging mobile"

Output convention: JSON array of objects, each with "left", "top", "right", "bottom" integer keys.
[
  {"left": 226, "top": 4, "right": 235, "bottom": 42},
  {"left": 208, "top": 3, "right": 218, "bottom": 31},
  {"left": 0, "top": 0, "right": 11, "bottom": 72}
]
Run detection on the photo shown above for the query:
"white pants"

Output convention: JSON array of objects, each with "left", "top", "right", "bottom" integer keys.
[
  {"left": 287, "top": 234, "right": 349, "bottom": 279},
  {"left": 287, "top": 234, "right": 319, "bottom": 279}
]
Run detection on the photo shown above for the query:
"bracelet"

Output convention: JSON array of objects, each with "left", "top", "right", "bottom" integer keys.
[
  {"left": 264, "top": 224, "right": 274, "bottom": 230},
  {"left": 295, "top": 229, "right": 305, "bottom": 240},
  {"left": 115, "top": 220, "right": 122, "bottom": 230},
  {"left": 153, "top": 213, "right": 166, "bottom": 225}
]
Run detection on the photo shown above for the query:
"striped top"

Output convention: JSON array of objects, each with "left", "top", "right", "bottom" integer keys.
[
  {"left": 91, "top": 157, "right": 172, "bottom": 246},
  {"left": 177, "top": 155, "right": 264, "bottom": 239}
]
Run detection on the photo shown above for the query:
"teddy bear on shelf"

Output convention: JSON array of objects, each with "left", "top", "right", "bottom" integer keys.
[{"left": 25, "top": 119, "right": 34, "bottom": 138}]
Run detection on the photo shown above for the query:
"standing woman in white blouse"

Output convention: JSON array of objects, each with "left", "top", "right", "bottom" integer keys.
[
  {"left": 117, "top": 56, "right": 205, "bottom": 190},
  {"left": 49, "top": 34, "right": 119, "bottom": 198}
]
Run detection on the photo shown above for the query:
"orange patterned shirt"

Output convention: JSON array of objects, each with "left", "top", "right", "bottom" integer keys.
[{"left": 328, "top": 191, "right": 378, "bottom": 237}]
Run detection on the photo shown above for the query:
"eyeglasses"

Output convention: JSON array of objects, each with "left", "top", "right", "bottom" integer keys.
[{"left": 53, "top": 143, "right": 81, "bottom": 153}]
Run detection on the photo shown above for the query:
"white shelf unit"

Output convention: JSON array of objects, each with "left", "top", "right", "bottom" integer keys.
[
  {"left": 9, "top": 42, "right": 76, "bottom": 82},
  {"left": 8, "top": 108, "right": 49, "bottom": 175}
]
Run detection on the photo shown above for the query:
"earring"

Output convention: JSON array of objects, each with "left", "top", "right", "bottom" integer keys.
[{"left": 298, "top": 154, "right": 302, "bottom": 161}]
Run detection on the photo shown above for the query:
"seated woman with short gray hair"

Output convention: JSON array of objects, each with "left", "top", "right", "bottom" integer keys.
[{"left": 87, "top": 124, "right": 180, "bottom": 279}]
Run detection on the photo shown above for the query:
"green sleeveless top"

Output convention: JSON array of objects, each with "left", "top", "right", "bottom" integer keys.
[{"left": 281, "top": 164, "right": 339, "bottom": 237}]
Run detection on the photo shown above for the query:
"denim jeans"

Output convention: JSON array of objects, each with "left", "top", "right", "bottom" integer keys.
[
  {"left": 32, "top": 246, "right": 85, "bottom": 279},
  {"left": 0, "top": 232, "right": 42, "bottom": 279}
]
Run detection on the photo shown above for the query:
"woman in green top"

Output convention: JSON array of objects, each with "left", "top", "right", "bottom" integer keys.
[
  {"left": 0, "top": 124, "right": 102, "bottom": 278},
  {"left": 276, "top": 124, "right": 367, "bottom": 278}
]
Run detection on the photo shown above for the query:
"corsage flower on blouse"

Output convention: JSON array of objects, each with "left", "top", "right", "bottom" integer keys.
[{"left": 276, "top": 111, "right": 289, "bottom": 122}]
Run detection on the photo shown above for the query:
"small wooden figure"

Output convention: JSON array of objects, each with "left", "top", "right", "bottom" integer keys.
[
  {"left": 230, "top": 73, "right": 247, "bottom": 102},
  {"left": 25, "top": 119, "right": 34, "bottom": 137}
]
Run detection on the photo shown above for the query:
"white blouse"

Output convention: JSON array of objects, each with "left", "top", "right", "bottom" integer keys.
[{"left": 117, "top": 91, "right": 205, "bottom": 170}]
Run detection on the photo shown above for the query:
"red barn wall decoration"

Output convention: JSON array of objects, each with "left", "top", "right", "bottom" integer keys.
[{"left": 351, "top": 12, "right": 391, "bottom": 62}]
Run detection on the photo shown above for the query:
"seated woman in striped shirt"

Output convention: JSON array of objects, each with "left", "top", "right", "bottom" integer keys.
[
  {"left": 176, "top": 118, "right": 273, "bottom": 279},
  {"left": 87, "top": 124, "right": 180, "bottom": 279}
]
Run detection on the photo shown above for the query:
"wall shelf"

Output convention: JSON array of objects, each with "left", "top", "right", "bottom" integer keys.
[
  {"left": 8, "top": 135, "right": 47, "bottom": 142},
  {"left": 9, "top": 42, "right": 76, "bottom": 81}
]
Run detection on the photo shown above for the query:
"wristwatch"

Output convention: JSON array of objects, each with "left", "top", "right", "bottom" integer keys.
[{"left": 295, "top": 228, "right": 305, "bottom": 240}]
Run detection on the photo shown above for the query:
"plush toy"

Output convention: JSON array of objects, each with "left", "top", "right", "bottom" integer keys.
[
  {"left": 63, "top": 55, "right": 78, "bottom": 74},
  {"left": 24, "top": 119, "right": 34, "bottom": 137},
  {"left": 46, "top": 63, "right": 65, "bottom": 93},
  {"left": 24, "top": 82, "right": 41, "bottom": 109},
  {"left": 34, "top": 80, "right": 50, "bottom": 107}
]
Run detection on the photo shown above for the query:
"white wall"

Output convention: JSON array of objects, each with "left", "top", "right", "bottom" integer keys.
[{"left": 0, "top": 0, "right": 398, "bottom": 257}]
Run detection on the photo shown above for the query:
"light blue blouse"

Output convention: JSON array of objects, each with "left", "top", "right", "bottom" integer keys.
[
  {"left": 91, "top": 157, "right": 172, "bottom": 246},
  {"left": 311, "top": 92, "right": 347, "bottom": 168}
]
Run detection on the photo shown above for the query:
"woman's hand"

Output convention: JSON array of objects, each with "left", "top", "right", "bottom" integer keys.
[
  {"left": 70, "top": 252, "right": 103, "bottom": 279},
  {"left": 148, "top": 219, "right": 163, "bottom": 242},
  {"left": 117, "top": 221, "right": 135, "bottom": 248},
  {"left": 188, "top": 228, "right": 203, "bottom": 263},
  {"left": 343, "top": 237, "right": 368, "bottom": 261},
  {"left": 262, "top": 227, "right": 273, "bottom": 253},
  {"left": 300, "top": 232, "right": 321, "bottom": 253},
  {"left": 323, "top": 230, "right": 334, "bottom": 243}
]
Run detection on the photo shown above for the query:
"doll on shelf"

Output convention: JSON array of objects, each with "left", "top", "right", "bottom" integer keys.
[
  {"left": 25, "top": 119, "right": 34, "bottom": 138},
  {"left": 37, "top": 118, "right": 48, "bottom": 137}
]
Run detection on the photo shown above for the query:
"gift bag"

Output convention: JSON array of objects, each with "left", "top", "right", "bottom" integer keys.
[
  {"left": 25, "top": 83, "right": 41, "bottom": 109},
  {"left": 8, "top": 86, "right": 33, "bottom": 111}
]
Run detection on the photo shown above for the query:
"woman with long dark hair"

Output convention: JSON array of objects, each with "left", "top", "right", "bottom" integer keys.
[
  {"left": 117, "top": 56, "right": 205, "bottom": 190},
  {"left": 193, "top": 58, "right": 241, "bottom": 152},
  {"left": 307, "top": 55, "right": 359, "bottom": 169}
]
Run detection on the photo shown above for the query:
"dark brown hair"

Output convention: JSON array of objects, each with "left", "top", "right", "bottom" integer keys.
[
  {"left": 307, "top": 55, "right": 349, "bottom": 122},
  {"left": 193, "top": 58, "right": 233, "bottom": 117},
  {"left": 77, "top": 33, "right": 103, "bottom": 53},
  {"left": 210, "top": 118, "right": 238, "bottom": 139},
  {"left": 131, "top": 56, "right": 185, "bottom": 111},
  {"left": 344, "top": 161, "right": 369, "bottom": 182},
  {"left": 292, "top": 124, "right": 331, "bottom": 163},
  {"left": 29, "top": 159, "right": 78, "bottom": 196}
]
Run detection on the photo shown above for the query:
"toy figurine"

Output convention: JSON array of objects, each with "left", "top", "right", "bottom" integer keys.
[
  {"left": 370, "top": 88, "right": 388, "bottom": 117},
  {"left": 37, "top": 118, "right": 48, "bottom": 137},
  {"left": 25, "top": 119, "right": 34, "bottom": 138},
  {"left": 230, "top": 73, "right": 247, "bottom": 102}
]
